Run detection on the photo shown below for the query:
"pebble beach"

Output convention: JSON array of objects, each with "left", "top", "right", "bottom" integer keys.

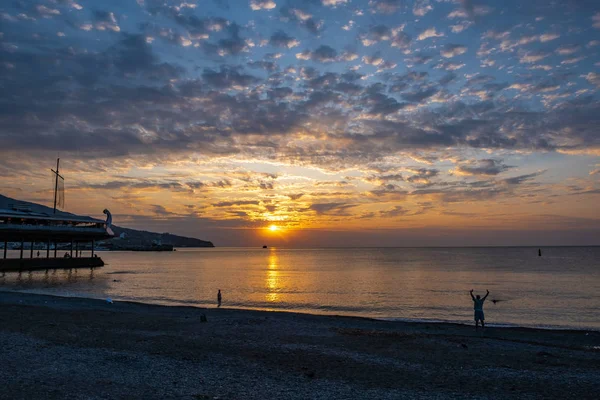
[{"left": 1, "top": 291, "right": 599, "bottom": 399}]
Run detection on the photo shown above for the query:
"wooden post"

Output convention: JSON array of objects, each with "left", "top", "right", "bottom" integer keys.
[
  {"left": 91, "top": 240, "right": 95, "bottom": 258},
  {"left": 47, "top": 240, "right": 50, "bottom": 258},
  {"left": 54, "top": 242, "right": 57, "bottom": 258},
  {"left": 3, "top": 241, "right": 6, "bottom": 259},
  {"left": 30, "top": 242, "right": 34, "bottom": 258},
  {"left": 70, "top": 240, "right": 73, "bottom": 257},
  {"left": 76, "top": 242, "right": 79, "bottom": 258},
  {"left": 20, "top": 239, "right": 23, "bottom": 259}
]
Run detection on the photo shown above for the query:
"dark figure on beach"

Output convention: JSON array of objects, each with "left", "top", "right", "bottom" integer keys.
[
  {"left": 36, "top": 251, "right": 40, "bottom": 258},
  {"left": 538, "top": 248, "right": 542, "bottom": 257},
  {"left": 217, "top": 289, "right": 222, "bottom": 307},
  {"left": 470, "top": 289, "right": 489, "bottom": 330}
]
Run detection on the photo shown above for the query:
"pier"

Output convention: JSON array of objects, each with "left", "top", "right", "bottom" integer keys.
[
  {"left": 0, "top": 159, "right": 114, "bottom": 272},
  {"left": 0, "top": 257, "right": 104, "bottom": 273},
  {"left": 0, "top": 207, "right": 114, "bottom": 272}
]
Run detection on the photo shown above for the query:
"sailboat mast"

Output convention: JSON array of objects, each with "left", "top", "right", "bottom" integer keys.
[{"left": 53, "top": 158, "right": 60, "bottom": 214}]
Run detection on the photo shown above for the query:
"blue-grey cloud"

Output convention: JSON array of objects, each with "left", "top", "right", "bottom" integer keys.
[
  {"left": 269, "top": 30, "right": 300, "bottom": 48},
  {"left": 455, "top": 159, "right": 514, "bottom": 176}
]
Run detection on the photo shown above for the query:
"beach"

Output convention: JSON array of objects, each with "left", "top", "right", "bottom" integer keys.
[{"left": 1, "top": 291, "right": 598, "bottom": 399}]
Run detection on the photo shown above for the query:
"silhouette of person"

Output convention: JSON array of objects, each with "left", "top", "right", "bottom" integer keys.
[
  {"left": 36, "top": 251, "right": 40, "bottom": 258},
  {"left": 470, "top": 289, "right": 489, "bottom": 330},
  {"left": 217, "top": 289, "right": 222, "bottom": 307},
  {"left": 538, "top": 248, "right": 542, "bottom": 257}
]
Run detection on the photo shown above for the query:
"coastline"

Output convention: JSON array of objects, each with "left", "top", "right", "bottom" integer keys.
[
  {"left": 5, "top": 288, "right": 599, "bottom": 332},
  {"left": 1, "top": 291, "right": 599, "bottom": 399}
]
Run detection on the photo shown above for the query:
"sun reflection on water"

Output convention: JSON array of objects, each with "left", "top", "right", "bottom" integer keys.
[{"left": 266, "top": 249, "right": 280, "bottom": 303}]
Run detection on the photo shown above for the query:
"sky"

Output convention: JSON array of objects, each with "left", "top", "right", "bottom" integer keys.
[{"left": 0, "top": 0, "right": 599, "bottom": 247}]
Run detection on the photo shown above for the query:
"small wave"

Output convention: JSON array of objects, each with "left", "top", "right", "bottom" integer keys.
[{"left": 106, "top": 271, "right": 141, "bottom": 275}]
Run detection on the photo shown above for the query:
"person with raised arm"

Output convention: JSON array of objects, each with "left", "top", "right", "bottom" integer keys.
[{"left": 470, "top": 289, "right": 489, "bottom": 330}]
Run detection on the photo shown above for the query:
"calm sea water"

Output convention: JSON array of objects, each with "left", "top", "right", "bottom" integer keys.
[{"left": 1, "top": 247, "right": 599, "bottom": 330}]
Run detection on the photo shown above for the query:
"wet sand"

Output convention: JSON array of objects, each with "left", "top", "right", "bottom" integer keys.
[{"left": 1, "top": 291, "right": 599, "bottom": 399}]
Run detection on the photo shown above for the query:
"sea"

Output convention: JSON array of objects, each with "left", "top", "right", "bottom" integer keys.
[{"left": 1, "top": 247, "right": 599, "bottom": 330}]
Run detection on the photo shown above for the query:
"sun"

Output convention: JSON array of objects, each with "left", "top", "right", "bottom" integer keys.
[{"left": 269, "top": 225, "right": 278, "bottom": 232}]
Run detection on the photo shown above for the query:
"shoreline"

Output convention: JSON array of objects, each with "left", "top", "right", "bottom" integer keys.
[
  {"left": 3, "top": 289, "right": 600, "bottom": 342},
  {"left": 3, "top": 289, "right": 598, "bottom": 333},
  {"left": 1, "top": 290, "right": 599, "bottom": 399}
]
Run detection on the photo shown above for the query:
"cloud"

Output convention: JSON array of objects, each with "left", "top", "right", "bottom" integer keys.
[
  {"left": 454, "top": 159, "right": 513, "bottom": 176},
  {"left": 322, "top": 0, "right": 348, "bottom": 7},
  {"left": 267, "top": 87, "right": 293, "bottom": 99},
  {"left": 501, "top": 171, "right": 545, "bottom": 185},
  {"left": 0, "top": 0, "right": 598, "bottom": 247},
  {"left": 406, "top": 53, "right": 434, "bottom": 65},
  {"left": 450, "top": 22, "right": 472, "bottom": 33},
  {"left": 247, "top": 60, "right": 277, "bottom": 72},
  {"left": 362, "top": 53, "right": 385, "bottom": 66},
  {"left": 107, "top": 34, "right": 183, "bottom": 78},
  {"left": 448, "top": 1, "right": 493, "bottom": 19},
  {"left": 380, "top": 205, "right": 409, "bottom": 217},
  {"left": 413, "top": 1, "right": 433, "bottom": 17},
  {"left": 214, "top": 200, "right": 261, "bottom": 207},
  {"left": 280, "top": 7, "right": 323, "bottom": 35},
  {"left": 310, "top": 202, "right": 357, "bottom": 215},
  {"left": 0, "top": 1, "right": 598, "bottom": 179},
  {"left": 78, "top": 180, "right": 199, "bottom": 192},
  {"left": 498, "top": 33, "right": 560, "bottom": 52},
  {"left": 172, "top": 15, "right": 229, "bottom": 37},
  {"left": 561, "top": 56, "right": 585, "bottom": 65},
  {"left": 417, "top": 28, "right": 444, "bottom": 41},
  {"left": 519, "top": 51, "right": 550, "bottom": 63},
  {"left": 483, "top": 30, "right": 510, "bottom": 40},
  {"left": 202, "top": 66, "right": 260, "bottom": 89},
  {"left": 556, "top": 44, "right": 581, "bottom": 56},
  {"left": 404, "top": 168, "right": 439, "bottom": 186},
  {"left": 151, "top": 205, "right": 175, "bottom": 216},
  {"left": 36, "top": 5, "right": 60, "bottom": 17},
  {"left": 342, "top": 20, "right": 355, "bottom": 31},
  {"left": 435, "top": 62, "right": 465, "bottom": 71},
  {"left": 447, "top": 8, "right": 469, "bottom": 19},
  {"left": 369, "top": 0, "right": 403, "bottom": 14},
  {"left": 360, "top": 25, "right": 410, "bottom": 49},
  {"left": 296, "top": 45, "right": 339, "bottom": 62},
  {"left": 250, "top": 0, "right": 276, "bottom": 10},
  {"left": 593, "top": 12, "right": 600, "bottom": 29},
  {"left": 441, "top": 44, "right": 467, "bottom": 58},
  {"left": 540, "top": 33, "right": 560, "bottom": 42},
  {"left": 269, "top": 30, "right": 300, "bottom": 48},
  {"left": 360, "top": 24, "right": 392, "bottom": 45},
  {"left": 364, "top": 92, "right": 406, "bottom": 115},
  {"left": 91, "top": 10, "right": 120, "bottom": 32},
  {"left": 203, "top": 23, "right": 249, "bottom": 56},
  {"left": 401, "top": 87, "right": 439, "bottom": 103},
  {"left": 582, "top": 72, "right": 600, "bottom": 88}
]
